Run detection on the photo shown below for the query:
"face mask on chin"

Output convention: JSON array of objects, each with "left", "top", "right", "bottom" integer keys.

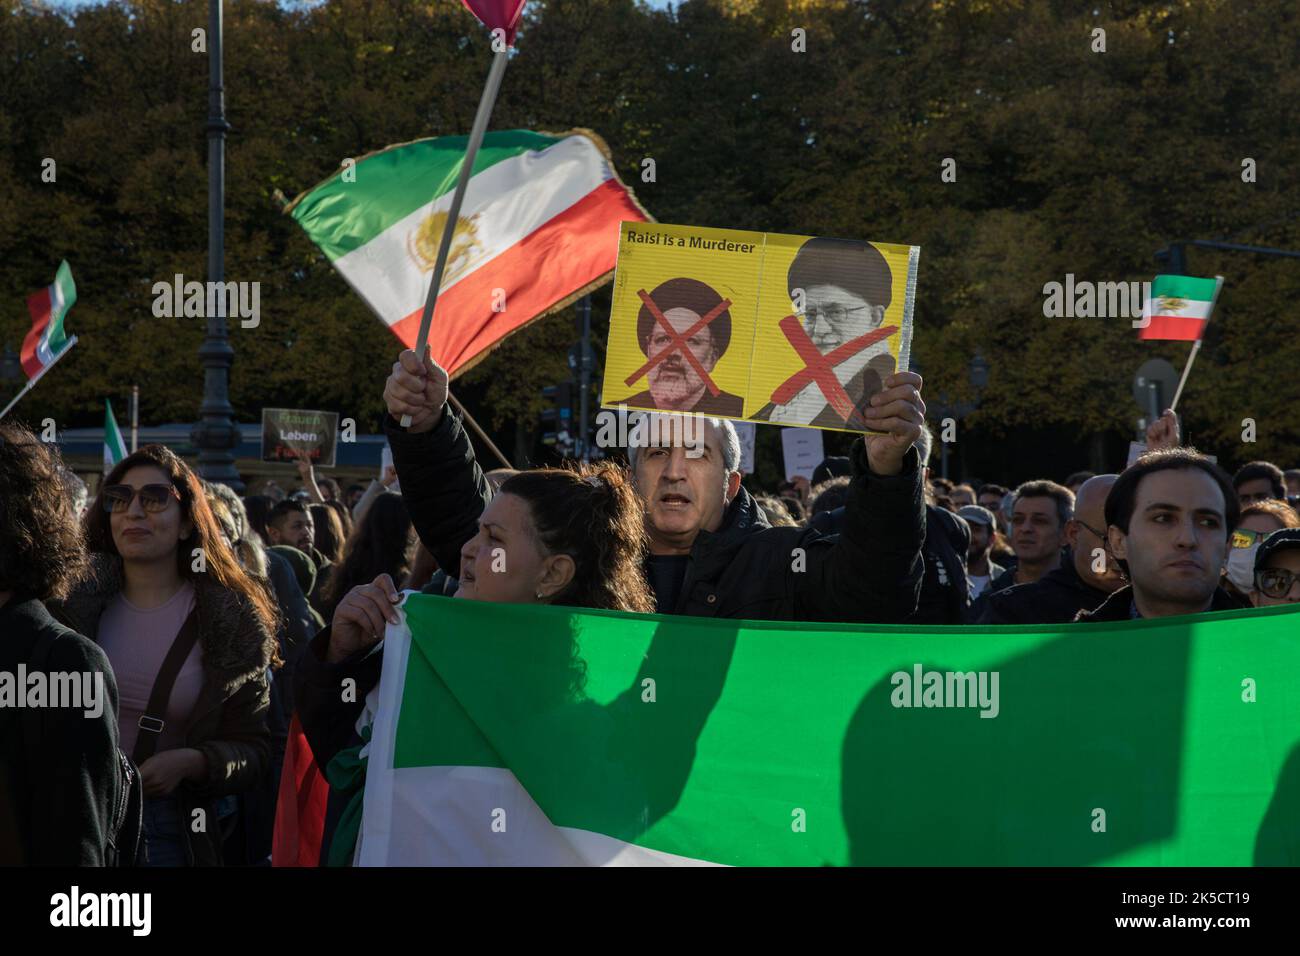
[{"left": 1225, "top": 544, "right": 1259, "bottom": 592}]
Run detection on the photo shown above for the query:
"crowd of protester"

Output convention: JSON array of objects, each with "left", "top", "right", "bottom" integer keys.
[{"left": 3, "top": 352, "right": 1299, "bottom": 867}]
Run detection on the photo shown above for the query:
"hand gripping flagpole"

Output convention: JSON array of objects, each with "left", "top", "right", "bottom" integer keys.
[
  {"left": 399, "top": 48, "right": 510, "bottom": 428},
  {"left": 1169, "top": 275, "right": 1223, "bottom": 413}
]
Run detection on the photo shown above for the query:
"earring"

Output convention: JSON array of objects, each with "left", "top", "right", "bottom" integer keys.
[{"left": 536, "top": 590, "right": 543, "bottom": 600}]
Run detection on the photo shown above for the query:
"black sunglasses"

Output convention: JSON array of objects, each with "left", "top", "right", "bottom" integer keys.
[{"left": 102, "top": 483, "right": 182, "bottom": 514}]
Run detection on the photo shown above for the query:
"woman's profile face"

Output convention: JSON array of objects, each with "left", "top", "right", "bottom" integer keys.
[
  {"left": 109, "top": 464, "right": 193, "bottom": 563},
  {"left": 455, "top": 492, "right": 551, "bottom": 604}
]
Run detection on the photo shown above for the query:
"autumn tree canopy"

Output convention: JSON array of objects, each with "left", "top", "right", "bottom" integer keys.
[{"left": 2, "top": 0, "right": 1297, "bottom": 483}]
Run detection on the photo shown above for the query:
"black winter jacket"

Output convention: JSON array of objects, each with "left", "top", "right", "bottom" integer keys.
[
  {"left": 1073, "top": 584, "right": 1248, "bottom": 622},
  {"left": 974, "top": 550, "right": 1115, "bottom": 625},
  {"left": 812, "top": 503, "right": 965, "bottom": 624},
  {"left": 0, "top": 595, "right": 123, "bottom": 865}
]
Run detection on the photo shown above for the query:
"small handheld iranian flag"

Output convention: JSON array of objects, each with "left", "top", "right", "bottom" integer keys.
[
  {"left": 1138, "top": 274, "right": 1222, "bottom": 341},
  {"left": 2, "top": 261, "right": 79, "bottom": 422},
  {"left": 21, "top": 260, "right": 78, "bottom": 378},
  {"left": 104, "top": 400, "right": 127, "bottom": 473}
]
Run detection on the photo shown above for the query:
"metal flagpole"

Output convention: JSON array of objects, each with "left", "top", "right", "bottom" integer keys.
[
  {"left": 399, "top": 48, "right": 510, "bottom": 428},
  {"left": 1169, "top": 275, "right": 1223, "bottom": 412},
  {"left": 0, "top": 336, "right": 78, "bottom": 422},
  {"left": 131, "top": 384, "right": 139, "bottom": 452}
]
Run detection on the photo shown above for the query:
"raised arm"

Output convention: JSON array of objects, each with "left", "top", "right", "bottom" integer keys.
[
  {"left": 382, "top": 348, "right": 491, "bottom": 574},
  {"left": 793, "top": 372, "right": 928, "bottom": 622}
]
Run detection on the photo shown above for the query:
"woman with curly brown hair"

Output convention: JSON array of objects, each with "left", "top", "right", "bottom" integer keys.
[
  {"left": 0, "top": 423, "right": 127, "bottom": 865},
  {"left": 51, "top": 444, "right": 281, "bottom": 866},
  {"left": 294, "top": 460, "right": 655, "bottom": 864}
]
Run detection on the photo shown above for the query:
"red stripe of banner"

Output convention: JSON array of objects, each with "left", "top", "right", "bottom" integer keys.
[
  {"left": 1138, "top": 315, "right": 1206, "bottom": 342},
  {"left": 391, "top": 179, "right": 646, "bottom": 376},
  {"left": 20, "top": 287, "right": 53, "bottom": 378}
]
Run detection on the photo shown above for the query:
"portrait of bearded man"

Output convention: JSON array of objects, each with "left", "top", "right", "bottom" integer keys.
[{"left": 612, "top": 276, "right": 745, "bottom": 417}]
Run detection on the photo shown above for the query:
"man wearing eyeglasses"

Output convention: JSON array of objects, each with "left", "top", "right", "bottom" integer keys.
[
  {"left": 1251, "top": 529, "right": 1300, "bottom": 606},
  {"left": 750, "top": 238, "right": 898, "bottom": 428}
]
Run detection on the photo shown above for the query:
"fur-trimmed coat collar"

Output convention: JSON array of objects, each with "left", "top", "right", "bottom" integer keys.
[{"left": 52, "top": 553, "right": 273, "bottom": 685}]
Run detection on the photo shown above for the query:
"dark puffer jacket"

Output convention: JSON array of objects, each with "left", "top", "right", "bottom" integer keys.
[{"left": 974, "top": 550, "right": 1116, "bottom": 624}]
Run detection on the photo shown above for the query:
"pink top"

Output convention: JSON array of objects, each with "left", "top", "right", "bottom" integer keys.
[{"left": 97, "top": 581, "right": 206, "bottom": 757}]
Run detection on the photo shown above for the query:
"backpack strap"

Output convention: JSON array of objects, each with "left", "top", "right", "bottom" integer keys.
[{"left": 132, "top": 607, "right": 202, "bottom": 766}]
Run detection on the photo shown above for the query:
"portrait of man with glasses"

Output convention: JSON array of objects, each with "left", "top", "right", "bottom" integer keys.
[{"left": 750, "top": 237, "right": 899, "bottom": 428}]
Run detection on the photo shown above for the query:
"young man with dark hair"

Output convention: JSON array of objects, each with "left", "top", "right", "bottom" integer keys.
[
  {"left": 267, "top": 499, "right": 333, "bottom": 614},
  {"left": 1078, "top": 448, "right": 1243, "bottom": 621},
  {"left": 267, "top": 498, "right": 315, "bottom": 551},
  {"left": 1234, "top": 460, "right": 1286, "bottom": 506},
  {"left": 986, "top": 480, "right": 1074, "bottom": 593}
]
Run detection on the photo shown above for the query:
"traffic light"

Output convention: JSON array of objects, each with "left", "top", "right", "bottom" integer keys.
[{"left": 540, "top": 380, "right": 575, "bottom": 455}]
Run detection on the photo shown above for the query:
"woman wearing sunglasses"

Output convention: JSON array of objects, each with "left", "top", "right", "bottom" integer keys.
[{"left": 52, "top": 445, "right": 281, "bottom": 866}]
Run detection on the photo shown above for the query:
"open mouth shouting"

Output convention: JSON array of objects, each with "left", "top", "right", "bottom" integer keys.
[{"left": 658, "top": 489, "right": 693, "bottom": 511}]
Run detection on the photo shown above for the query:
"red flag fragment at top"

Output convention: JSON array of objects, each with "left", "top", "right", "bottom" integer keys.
[{"left": 462, "top": 0, "right": 527, "bottom": 46}]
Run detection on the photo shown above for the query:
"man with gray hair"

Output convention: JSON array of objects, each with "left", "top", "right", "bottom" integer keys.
[{"left": 383, "top": 349, "right": 929, "bottom": 623}]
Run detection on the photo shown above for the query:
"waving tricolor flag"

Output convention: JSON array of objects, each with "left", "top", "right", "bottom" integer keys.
[
  {"left": 1139, "top": 274, "right": 1222, "bottom": 341},
  {"left": 287, "top": 130, "right": 649, "bottom": 376},
  {"left": 21, "top": 260, "right": 78, "bottom": 379},
  {"left": 2, "top": 261, "right": 79, "bottom": 421},
  {"left": 104, "top": 400, "right": 127, "bottom": 473}
]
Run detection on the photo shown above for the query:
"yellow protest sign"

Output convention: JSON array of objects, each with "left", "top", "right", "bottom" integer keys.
[{"left": 602, "top": 222, "right": 919, "bottom": 433}]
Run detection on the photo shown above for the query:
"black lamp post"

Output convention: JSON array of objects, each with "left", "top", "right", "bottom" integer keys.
[{"left": 191, "top": 0, "right": 243, "bottom": 491}]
